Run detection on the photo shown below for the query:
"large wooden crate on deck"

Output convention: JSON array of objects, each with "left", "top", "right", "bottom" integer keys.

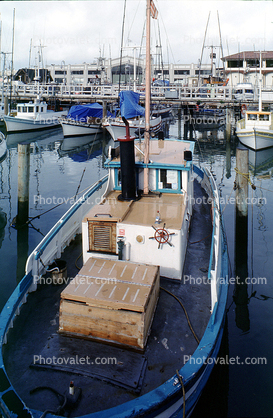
[{"left": 59, "top": 257, "right": 160, "bottom": 350}]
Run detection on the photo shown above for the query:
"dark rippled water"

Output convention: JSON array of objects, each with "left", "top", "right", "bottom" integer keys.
[{"left": 0, "top": 118, "right": 272, "bottom": 417}]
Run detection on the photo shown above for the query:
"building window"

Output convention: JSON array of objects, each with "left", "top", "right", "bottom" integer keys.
[
  {"left": 174, "top": 70, "right": 190, "bottom": 75},
  {"left": 246, "top": 59, "right": 260, "bottom": 68},
  {"left": 266, "top": 60, "right": 273, "bottom": 68},
  {"left": 227, "top": 60, "right": 243, "bottom": 68}
]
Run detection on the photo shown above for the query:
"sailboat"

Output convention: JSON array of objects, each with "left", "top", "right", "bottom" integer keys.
[
  {"left": 236, "top": 52, "right": 273, "bottom": 150},
  {"left": 0, "top": 2, "right": 229, "bottom": 417}
]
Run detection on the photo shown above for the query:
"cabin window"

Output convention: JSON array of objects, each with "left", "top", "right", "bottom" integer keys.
[
  {"left": 88, "top": 221, "right": 117, "bottom": 253},
  {"left": 36, "top": 106, "right": 39, "bottom": 112},
  {"left": 22, "top": 107, "right": 27, "bottom": 113},
  {"left": 18, "top": 106, "right": 22, "bottom": 112},
  {"left": 259, "top": 114, "right": 269, "bottom": 121},
  {"left": 28, "top": 106, "right": 34, "bottom": 113},
  {"left": 158, "top": 169, "right": 178, "bottom": 190},
  {"left": 248, "top": 114, "right": 257, "bottom": 121}
]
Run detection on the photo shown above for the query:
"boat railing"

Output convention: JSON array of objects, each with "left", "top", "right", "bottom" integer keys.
[
  {"left": 195, "top": 166, "right": 227, "bottom": 314},
  {"left": 25, "top": 175, "right": 108, "bottom": 280}
]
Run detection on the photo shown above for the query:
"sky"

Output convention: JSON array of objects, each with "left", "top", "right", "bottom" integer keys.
[{"left": 1, "top": 1, "right": 273, "bottom": 71}]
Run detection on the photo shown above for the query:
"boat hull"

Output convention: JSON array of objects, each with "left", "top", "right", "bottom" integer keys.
[
  {"left": 3, "top": 114, "right": 64, "bottom": 133},
  {"left": 104, "top": 116, "right": 162, "bottom": 141},
  {"left": 237, "top": 128, "right": 273, "bottom": 150},
  {"left": 60, "top": 119, "right": 102, "bottom": 137}
]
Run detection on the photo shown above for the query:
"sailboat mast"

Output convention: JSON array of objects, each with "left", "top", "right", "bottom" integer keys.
[
  {"left": 259, "top": 51, "right": 262, "bottom": 112},
  {"left": 144, "top": 0, "right": 151, "bottom": 195}
]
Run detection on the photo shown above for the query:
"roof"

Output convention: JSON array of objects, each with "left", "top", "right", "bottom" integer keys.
[
  {"left": 222, "top": 51, "right": 273, "bottom": 61},
  {"left": 109, "top": 139, "right": 194, "bottom": 169}
]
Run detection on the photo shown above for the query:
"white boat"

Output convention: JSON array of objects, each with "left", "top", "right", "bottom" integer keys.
[
  {"left": 0, "top": 2, "right": 229, "bottom": 417},
  {"left": 60, "top": 118, "right": 101, "bottom": 137},
  {"left": 236, "top": 110, "right": 273, "bottom": 150},
  {"left": 60, "top": 103, "right": 111, "bottom": 137},
  {"left": 234, "top": 83, "right": 254, "bottom": 102},
  {"left": 103, "top": 90, "right": 162, "bottom": 140},
  {"left": 236, "top": 51, "right": 273, "bottom": 150},
  {"left": 3, "top": 97, "right": 67, "bottom": 133}
]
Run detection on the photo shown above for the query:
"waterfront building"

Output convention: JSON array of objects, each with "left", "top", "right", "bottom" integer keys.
[{"left": 222, "top": 51, "right": 273, "bottom": 87}]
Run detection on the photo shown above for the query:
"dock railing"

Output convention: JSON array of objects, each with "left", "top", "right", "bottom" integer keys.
[{"left": 7, "top": 83, "right": 235, "bottom": 102}]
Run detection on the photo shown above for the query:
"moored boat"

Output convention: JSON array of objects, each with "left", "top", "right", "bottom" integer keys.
[
  {"left": 103, "top": 90, "right": 162, "bottom": 140},
  {"left": 0, "top": 2, "right": 229, "bottom": 417},
  {"left": 3, "top": 97, "right": 67, "bottom": 133},
  {"left": 236, "top": 110, "right": 273, "bottom": 150},
  {"left": 60, "top": 103, "right": 113, "bottom": 138}
]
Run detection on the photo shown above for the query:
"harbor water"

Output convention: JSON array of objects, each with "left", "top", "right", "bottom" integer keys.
[{"left": 0, "top": 116, "right": 272, "bottom": 417}]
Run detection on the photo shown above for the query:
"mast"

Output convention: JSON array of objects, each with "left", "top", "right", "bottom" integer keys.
[
  {"left": 259, "top": 51, "right": 262, "bottom": 112},
  {"left": 143, "top": 0, "right": 151, "bottom": 195}
]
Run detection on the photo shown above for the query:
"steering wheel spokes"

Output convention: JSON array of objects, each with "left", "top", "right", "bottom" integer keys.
[{"left": 149, "top": 223, "right": 175, "bottom": 249}]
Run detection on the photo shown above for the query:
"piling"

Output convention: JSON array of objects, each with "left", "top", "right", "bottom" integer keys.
[
  {"left": 177, "top": 103, "right": 182, "bottom": 140},
  {"left": 17, "top": 143, "right": 30, "bottom": 226},
  {"left": 4, "top": 97, "right": 8, "bottom": 115},
  {"left": 234, "top": 146, "right": 250, "bottom": 332},
  {"left": 225, "top": 107, "right": 232, "bottom": 142},
  {"left": 16, "top": 143, "right": 30, "bottom": 282}
]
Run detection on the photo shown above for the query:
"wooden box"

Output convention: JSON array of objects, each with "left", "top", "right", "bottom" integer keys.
[{"left": 59, "top": 257, "right": 160, "bottom": 350}]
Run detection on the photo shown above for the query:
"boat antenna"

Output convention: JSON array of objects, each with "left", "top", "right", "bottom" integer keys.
[{"left": 118, "top": 0, "right": 127, "bottom": 97}]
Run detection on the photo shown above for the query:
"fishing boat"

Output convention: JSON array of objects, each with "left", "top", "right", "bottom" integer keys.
[
  {"left": 236, "top": 110, "right": 273, "bottom": 150},
  {"left": 59, "top": 103, "right": 112, "bottom": 138},
  {"left": 0, "top": 2, "right": 229, "bottom": 417},
  {"left": 236, "top": 51, "right": 273, "bottom": 150},
  {"left": 103, "top": 90, "right": 162, "bottom": 140},
  {"left": 3, "top": 96, "right": 67, "bottom": 133}
]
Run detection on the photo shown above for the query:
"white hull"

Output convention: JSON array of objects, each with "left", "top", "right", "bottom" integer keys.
[
  {"left": 60, "top": 119, "right": 102, "bottom": 137},
  {"left": 4, "top": 111, "right": 66, "bottom": 133},
  {"left": 104, "top": 116, "right": 161, "bottom": 141},
  {"left": 237, "top": 128, "right": 273, "bottom": 150}
]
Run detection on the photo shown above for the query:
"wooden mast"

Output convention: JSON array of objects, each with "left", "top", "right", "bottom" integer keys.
[{"left": 143, "top": 0, "right": 151, "bottom": 195}]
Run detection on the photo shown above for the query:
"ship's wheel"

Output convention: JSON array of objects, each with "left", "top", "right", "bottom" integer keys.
[{"left": 149, "top": 223, "right": 175, "bottom": 249}]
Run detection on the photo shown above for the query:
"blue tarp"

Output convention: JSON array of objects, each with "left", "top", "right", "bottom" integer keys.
[
  {"left": 119, "top": 91, "right": 145, "bottom": 119},
  {"left": 67, "top": 103, "right": 112, "bottom": 122}
]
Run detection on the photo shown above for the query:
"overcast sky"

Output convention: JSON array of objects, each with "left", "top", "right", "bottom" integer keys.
[{"left": 1, "top": 1, "right": 273, "bottom": 71}]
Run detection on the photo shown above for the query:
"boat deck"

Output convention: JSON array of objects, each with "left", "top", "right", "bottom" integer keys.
[{"left": 3, "top": 180, "right": 212, "bottom": 417}]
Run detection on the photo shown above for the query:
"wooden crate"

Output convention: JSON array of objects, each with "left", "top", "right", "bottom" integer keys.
[{"left": 59, "top": 257, "right": 160, "bottom": 350}]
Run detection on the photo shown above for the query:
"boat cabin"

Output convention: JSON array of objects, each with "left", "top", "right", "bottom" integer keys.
[
  {"left": 244, "top": 111, "right": 273, "bottom": 129},
  {"left": 82, "top": 138, "right": 194, "bottom": 281},
  {"left": 16, "top": 100, "right": 48, "bottom": 118}
]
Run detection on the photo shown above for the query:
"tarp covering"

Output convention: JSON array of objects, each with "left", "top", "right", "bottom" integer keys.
[
  {"left": 67, "top": 103, "right": 112, "bottom": 122},
  {"left": 119, "top": 91, "right": 145, "bottom": 119}
]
